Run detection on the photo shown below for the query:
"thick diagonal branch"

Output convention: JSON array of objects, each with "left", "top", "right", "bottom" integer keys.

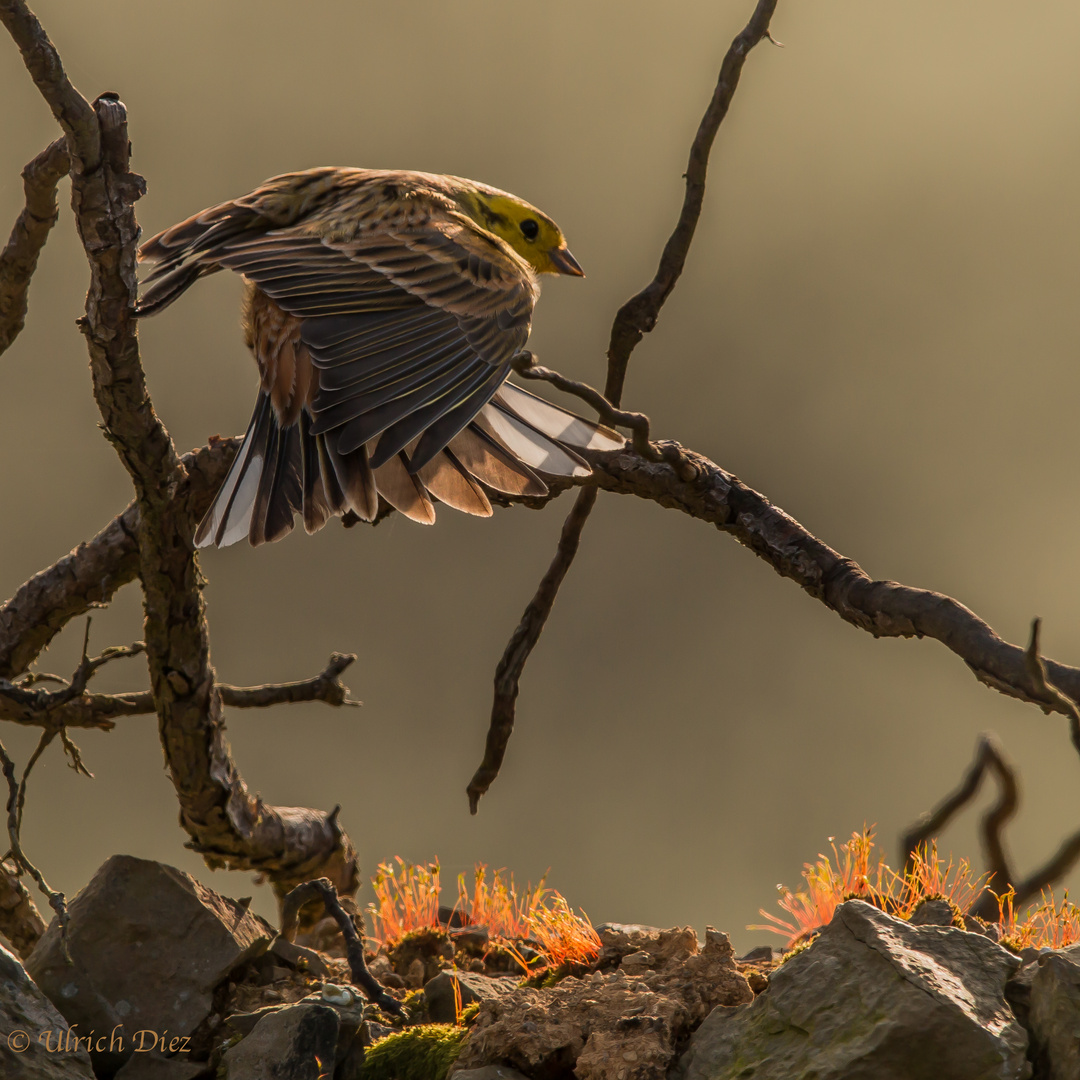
[
  {"left": 0, "top": 137, "right": 69, "bottom": 355},
  {"left": 10, "top": 437, "right": 1080, "bottom": 724}
]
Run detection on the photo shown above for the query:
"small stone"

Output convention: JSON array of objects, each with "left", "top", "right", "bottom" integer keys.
[
  {"left": 222, "top": 1001, "right": 339, "bottom": 1080},
  {"left": 910, "top": 898, "right": 957, "bottom": 927},
  {"left": 424, "top": 970, "right": 519, "bottom": 1024}
]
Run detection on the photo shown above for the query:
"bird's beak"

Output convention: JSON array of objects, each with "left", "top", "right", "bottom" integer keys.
[{"left": 548, "top": 246, "right": 585, "bottom": 277}]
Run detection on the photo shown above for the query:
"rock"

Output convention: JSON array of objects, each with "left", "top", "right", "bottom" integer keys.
[
  {"left": 736, "top": 946, "right": 773, "bottom": 964},
  {"left": 910, "top": 898, "right": 957, "bottom": 926},
  {"left": 25, "top": 855, "right": 273, "bottom": 1075},
  {"left": 0, "top": 940, "right": 94, "bottom": 1078},
  {"left": 113, "top": 1052, "right": 208, "bottom": 1078},
  {"left": 449, "top": 1068, "right": 531, "bottom": 1080},
  {"left": 268, "top": 938, "right": 330, "bottom": 980},
  {"left": 595, "top": 923, "right": 665, "bottom": 967},
  {"left": 456, "top": 925, "right": 752, "bottom": 1079},
  {"left": 221, "top": 1000, "right": 340, "bottom": 1080},
  {"left": 425, "top": 971, "right": 519, "bottom": 1024},
  {"left": 675, "top": 899, "right": 1029, "bottom": 1080},
  {"left": 1027, "top": 949, "right": 1080, "bottom": 1079}
]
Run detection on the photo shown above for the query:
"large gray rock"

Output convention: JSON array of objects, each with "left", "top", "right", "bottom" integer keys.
[
  {"left": 0, "top": 940, "right": 94, "bottom": 1078},
  {"left": 424, "top": 970, "right": 519, "bottom": 1023},
  {"left": 675, "top": 900, "right": 1030, "bottom": 1080},
  {"left": 221, "top": 1001, "right": 340, "bottom": 1080},
  {"left": 26, "top": 855, "right": 273, "bottom": 1075},
  {"left": 1027, "top": 947, "right": 1080, "bottom": 1079}
]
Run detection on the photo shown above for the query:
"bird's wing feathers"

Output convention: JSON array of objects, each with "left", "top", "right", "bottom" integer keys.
[
  {"left": 144, "top": 217, "right": 534, "bottom": 474},
  {"left": 144, "top": 176, "right": 621, "bottom": 541}
]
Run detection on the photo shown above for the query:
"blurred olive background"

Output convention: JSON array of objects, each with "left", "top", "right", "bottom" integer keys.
[{"left": 3, "top": 0, "right": 1080, "bottom": 952}]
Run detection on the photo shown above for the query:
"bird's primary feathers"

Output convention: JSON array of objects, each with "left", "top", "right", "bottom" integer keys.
[{"left": 136, "top": 167, "right": 622, "bottom": 547}]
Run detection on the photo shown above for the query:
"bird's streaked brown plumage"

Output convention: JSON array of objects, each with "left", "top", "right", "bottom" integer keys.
[{"left": 136, "top": 168, "right": 619, "bottom": 547}]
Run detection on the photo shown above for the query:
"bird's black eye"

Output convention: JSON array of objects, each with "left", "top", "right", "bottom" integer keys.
[{"left": 520, "top": 218, "right": 540, "bottom": 241}]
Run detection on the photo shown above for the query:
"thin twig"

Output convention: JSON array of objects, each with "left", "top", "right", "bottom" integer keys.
[
  {"left": 1024, "top": 617, "right": 1080, "bottom": 758},
  {"left": 511, "top": 351, "right": 653, "bottom": 460},
  {"left": 0, "top": 137, "right": 70, "bottom": 355},
  {"left": 1009, "top": 830, "right": 1080, "bottom": 910},
  {"left": 467, "top": 486, "right": 598, "bottom": 813},
  {"left": 471, "top": 0, "right": 781, "bottom": 809},
  {"left": 0, "top": 651, "right": 362, "bottom": 731},
  {"left": 901, "top": 734, "right": 1017, "bottom": 894},
  {"left": 280, "top": 877, "right": 402, "bottom": 1015},
  {"left": 0, "top": 739, "right": 69, "bottom": 958},
  {"left": 218, "top": 653, "right": 361, "bottom": 709},
  {"left": 605, "top": 0, "right": 781, "bottom": 402},
  {"left": 15, "top": 728, "right": 56, "bottom": 835}
]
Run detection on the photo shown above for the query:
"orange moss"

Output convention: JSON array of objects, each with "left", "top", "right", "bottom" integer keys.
[
  {"left": 750, "top": 827, "right": 989, "bottom": 948},
  {"left": 996, "top": 888, "right": 1080, "bottom": 951},
  {"left": 367, "top": 858, "right": 599, "bottom": 968},
  {"left": 368, "top": 857, "right": 442, "bottom": 945}
]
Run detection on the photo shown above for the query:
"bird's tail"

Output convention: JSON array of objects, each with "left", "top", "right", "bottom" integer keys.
[{"left": 195, "top": 381, "right": 624, "bottom": 548}]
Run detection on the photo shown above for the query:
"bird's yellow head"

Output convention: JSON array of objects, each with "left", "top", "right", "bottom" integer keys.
[{"left": 457, "top": 184, "right": 584, "bottom": 277}]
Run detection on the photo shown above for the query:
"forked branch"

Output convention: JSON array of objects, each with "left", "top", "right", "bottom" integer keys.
[{"left": 472, "top": 0, "right": 782, "bottom": 809}]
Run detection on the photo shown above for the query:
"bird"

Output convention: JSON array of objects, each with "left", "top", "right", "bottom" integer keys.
[{"left": 135, "top": 167, "right": 623, "bottom": 548}]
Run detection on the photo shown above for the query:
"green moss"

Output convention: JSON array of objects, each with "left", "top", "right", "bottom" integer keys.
[
  {"left": 361, "top": 1024, "right": 467, "bottom": 1080},
  {"left": 401, "top": 988, "right": 428, "bottom": 1025}
]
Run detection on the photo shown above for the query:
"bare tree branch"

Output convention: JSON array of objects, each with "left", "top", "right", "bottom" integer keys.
[
  {"left": 0, "top": 137, "right": 69, "bottom": 355},
  {"left": 11, "top": 433, "right": 1080, "bottom": 727},
  {"left": 0, "top": 651, "right": 362, "bottom": 730},
  {"left": 1, "top": 1, "right": 360, "bottom": 903},
  {"left": 471, "top": 0, "right": 782, "bottom": 809},
  {"left": 0, "top": 1, "right": 99, "bottom": 171},
  {"left": 218, "top": 653, "right": 361, "bottom": 710},
  {"left": 604, "top": 0, "right": 781, "bottom": 402}
]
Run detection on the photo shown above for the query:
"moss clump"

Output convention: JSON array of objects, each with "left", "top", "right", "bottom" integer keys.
[{"left": 361, "top": 1024, "right": 467, "bottom": 1080}]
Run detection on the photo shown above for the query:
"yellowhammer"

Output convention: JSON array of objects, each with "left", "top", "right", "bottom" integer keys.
[{"left": 136, "top": 168, "right": 622, "bottom": 547}]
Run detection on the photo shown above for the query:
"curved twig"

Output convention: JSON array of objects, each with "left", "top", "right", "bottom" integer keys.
[
  {"left": 280, "top": 877, "right": 401, "bottom": 1015},
  {"left": 510, "top": 351, "right": 655, "bottom": 460},
  {"left": 0, "top": 136, "right": 69, "bottom": 355},
  {"left": 467, "top": 486, "right": 598, "bottom": 813},
  {"left": 901, "top": 734, "right": 1018, "bottom": 893}
]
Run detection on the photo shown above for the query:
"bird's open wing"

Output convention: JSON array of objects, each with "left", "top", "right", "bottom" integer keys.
[{"left": 139, "top": 209, "right": 536, "bottom": 473}]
